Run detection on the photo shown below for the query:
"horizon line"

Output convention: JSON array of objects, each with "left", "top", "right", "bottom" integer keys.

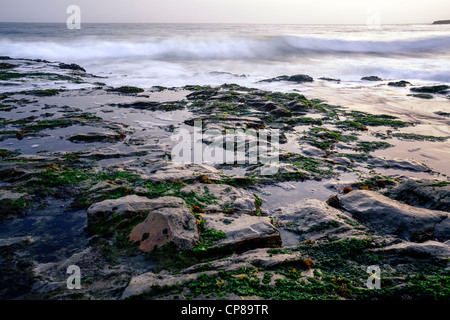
[{"left": 0, "top": 21, "right": 436, "bottom": 25}]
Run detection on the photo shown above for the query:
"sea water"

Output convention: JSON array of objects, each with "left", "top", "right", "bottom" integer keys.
[{"left": 1, "top": 22, "right": 450, "bottom": 89}]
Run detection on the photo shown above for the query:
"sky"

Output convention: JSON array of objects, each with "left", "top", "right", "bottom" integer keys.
[{"left": 0, "top": 0, "right": 449, "bottom": 24}]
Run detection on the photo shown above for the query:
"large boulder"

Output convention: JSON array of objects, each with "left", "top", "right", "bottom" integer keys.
[
  {"left": 88, "top": 195, "right": 199, "bottom": 251},
  {"left": 58, "top": 63, "right": 86, "bottom": 72},
  {"left": 274, "top": 198, "right": 366, "bottom": 241},
  {"left": 129, "top": 206, "right": 199, "bottom": 252},
  {"left": 339, "top": 190, "right": 450, "bottom": 241}
]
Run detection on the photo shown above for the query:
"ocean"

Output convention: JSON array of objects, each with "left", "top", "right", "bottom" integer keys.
[{"left": 1, "top": 22, "right": 450, "bottom": 90}]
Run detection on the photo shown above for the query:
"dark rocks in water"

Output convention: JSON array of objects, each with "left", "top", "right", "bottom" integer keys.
[
  {"left": 410, "top": 85, "right": 450, "bottom": 94},
  {"left": 113, "top": 101, "right": 184, "bottom": 111},
  {"left": 209, "top": 71, "right": 247, "bottom": 78},
  {"left": 408, "top": 93, "right": 434, "bottom": 99},
  {"left": 433, "top": 20, "right": 450, "bottom": 25},
  {"left": 435, "top": 111, "right": 450, "bottom": 117},
  {"left": 68, "top": 131, "right": 126, "bottom": 143},
  {"left": 0, "top": 56, "right": 12, "bottom": 60},
  {"left": 58, "top": 63, "right": 86, "bottom": 72},
  {"left": 260, "top": 74, "right": 314, "bottom": 83},
  {"left": 113, "top": 101, "right": 162, "bottom": 110},
  {"left": 0, "top": 63, "right": 15, "bottom": 70},
  {"left": 107, "top": 86, "right": 144, "bottom": 94},
  {"left": 285, "top": 74, "right": 314, "bottom": 83},
  {"left": 23, "top": 89, "right": 61, "bottom": 96},
  {"left": 388, "top": 80, "right": 412, "bottom": 87},
  {"left": 361, "top": 76, "right": 383, "bottom": 81},
  {"left": 319, "top": 77, "right": 341, "bottom": 82}
]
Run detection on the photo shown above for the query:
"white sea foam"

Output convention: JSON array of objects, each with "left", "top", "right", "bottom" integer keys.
[
  {"left": 1, "top": 35, "right": 450, "bottom": 61},
  {"left": 1, "top": 23, "right": 449, "bottom": 87}
]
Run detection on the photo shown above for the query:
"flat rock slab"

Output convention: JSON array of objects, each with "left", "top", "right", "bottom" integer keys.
[
  {"left": 379, "top": 240, "right": 450, "bottom": 259},
  {"left": 368, "top": 157, "right": 430, "bottom": 172},
  {"left": 245, "top": 163, "right": 310, "bottom": 179},
  {"left": 144, "top": 161, "right": 225, "bottom": 183},
  {"left": 0, "top": 189, "right": 27, "bottom": 202},
  {"left": 339, "top": 190, "right": 449, "bottom": 241},
  {"left": 202, "top": 212, "right": 281, "bottom": 249},
  {"left": 0, "top": 236, "right": 33, "bottom": 248},
  {"left": 79, "top": 147, "right": 148, "bottom": 160},
  {"left": 184, "top": 248, "right": 303, "bottom": 274},
  {"left": 121, "top": 247, "right": 302, "bottom": 299},
  {"left": 121, "top": 272, "right": 203, "bottom": 299},
  {"left": 385, "top": 179, "right": 450, "bottom": 212},
  {"left": 0, "top": 161, "right": 49, "bottom": 182},
  {"left": 179, "top": 183, "right": 258, "bottom": 214},
  {"left": 275, "top": 198, "right": 366, "bottom": 241},
  {"left": 87, "top": 195, "right": 186, "bottom": 225}
]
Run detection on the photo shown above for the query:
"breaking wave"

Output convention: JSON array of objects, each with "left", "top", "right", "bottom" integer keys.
[{"left": 1, "top": 34, "right": 450, "bottom": 61}]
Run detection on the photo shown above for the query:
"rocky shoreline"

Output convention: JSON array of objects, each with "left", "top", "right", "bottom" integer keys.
[{"left": 0, "top": 58, "right": 449, "bottom": 300}]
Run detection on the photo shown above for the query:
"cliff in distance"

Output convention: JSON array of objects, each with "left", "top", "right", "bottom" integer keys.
[{"left": 433, "top": 20, "right": 450, "bottom": 24}]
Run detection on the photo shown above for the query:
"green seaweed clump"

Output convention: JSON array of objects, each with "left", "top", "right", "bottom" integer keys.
[{"left": 109, "top": 86, "right": 144, "bottom": 94}]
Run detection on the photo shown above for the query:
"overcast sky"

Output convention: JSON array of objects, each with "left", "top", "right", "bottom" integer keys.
[{"left": 0, "top": 0, "right": 449, "bottom": 24}]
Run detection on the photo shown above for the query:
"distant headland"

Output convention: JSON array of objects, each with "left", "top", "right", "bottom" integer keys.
[{"left": 433, "top": 20, "right": 450, "bottom": 24}]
